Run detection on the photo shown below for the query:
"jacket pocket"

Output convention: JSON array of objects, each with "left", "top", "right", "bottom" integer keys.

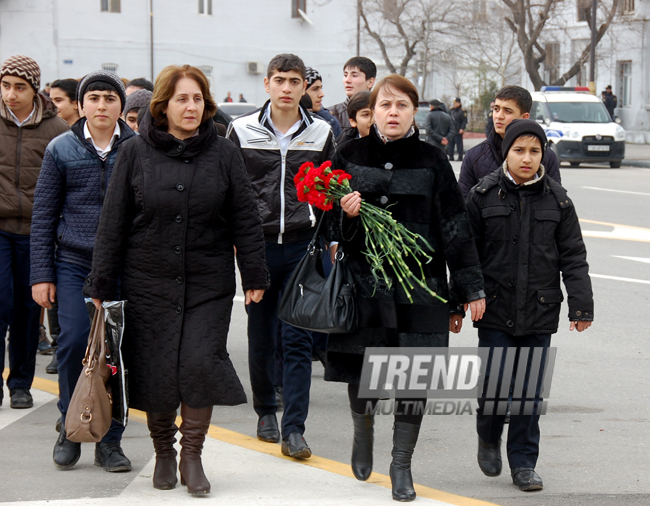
[
  {"left": 535, "top": 287, "right": 563, "bottom": 329},
  {"left": 481, "top": 205, "right": 510, "bottom": 242},
  {"left": 532, "top": 209, "right": 561, "bottom": 245}
]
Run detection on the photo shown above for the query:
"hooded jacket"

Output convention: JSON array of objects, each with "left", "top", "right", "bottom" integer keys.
[
  {"left": 227, "top": 100, "right": 336, "bottom": 244},
  {"left": 30, "top": 118, "right": 135, "bottom": 284},
  {"left": 0, "top": 94, "right": 69, "bottom": 235}
]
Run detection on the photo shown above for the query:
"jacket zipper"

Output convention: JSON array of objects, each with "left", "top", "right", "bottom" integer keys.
[
  {"left": 279, "top": 153, "right": 286, "bottom": 244},
  {"left": 100, "top": 158, "right": 107, "bottom": 209},
  {"left": 15, "top": 127, "right": 23, "bottom": 224}
]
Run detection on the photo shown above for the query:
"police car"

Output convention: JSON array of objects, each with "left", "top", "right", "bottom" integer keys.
[{"left": 530, "top": 87, "right": 626, "bottom": 168}]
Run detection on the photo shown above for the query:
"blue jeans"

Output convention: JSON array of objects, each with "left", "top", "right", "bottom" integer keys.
[
  {"left": 0, "top": 230, "right": 40, "bottom": 393},
  {"left": 55, "top": 261, "right": 124, "bottom": 442},
  {"left": 476, "top": 328, "right": 551, "bottom": 469},
  {"left": 247, "top": 240, "right": 313, "bottom": 438}
]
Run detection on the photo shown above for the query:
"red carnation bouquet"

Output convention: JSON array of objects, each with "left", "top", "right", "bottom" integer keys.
[{"left": 294, "top": 161, "right": 445, "bottom": 303}]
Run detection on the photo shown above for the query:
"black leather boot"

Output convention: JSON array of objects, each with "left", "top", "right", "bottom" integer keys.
[
  {"left": 351, "top": 411, "right": 374, "bottom": 481},
  {"left": 477, "top": 436, "right": 502, "bottom": 477},
  {"left": 147, "top": 411, "right": 179, "bottom": 490},
  {"left": 179, "top": 403, "right": 212, "bottom": 496},
  {"left": 389, "top": 422, "right": 420, "bottom": 502}
]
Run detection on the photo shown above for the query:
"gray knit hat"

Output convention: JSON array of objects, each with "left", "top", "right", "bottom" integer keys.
[
  {"left": 77, "top": 71, "right": 127, "bottom": 112},
  {"left": 1, "top": 55, "right": 41, "bottom": 91},
  {"left": 124, "top": 88, "right": 153, "bottom": 114},
  {"left": 305, "top": 67, "right": 322, "bottom": 89}
]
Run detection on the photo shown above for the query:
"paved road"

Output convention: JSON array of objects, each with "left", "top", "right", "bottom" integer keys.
[{"left": 2, "top": 155, "right": 649, "bottom": 505}]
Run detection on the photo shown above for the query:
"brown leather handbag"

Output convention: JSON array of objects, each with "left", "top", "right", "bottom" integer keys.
[{"left": 65, "top": 306, "right": 113, "bottom": 442}]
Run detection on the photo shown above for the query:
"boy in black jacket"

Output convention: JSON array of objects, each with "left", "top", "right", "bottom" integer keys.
[{"left": 453, "top": 120, "right": 594, "bottom": 491}]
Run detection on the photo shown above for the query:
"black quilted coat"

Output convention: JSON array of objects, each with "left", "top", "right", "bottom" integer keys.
[{"left": 83, "top": 111, "right": 270, "bottom": 412}]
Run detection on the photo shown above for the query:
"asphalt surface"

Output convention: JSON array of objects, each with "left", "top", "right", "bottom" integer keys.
[{"left": 2, "top": 143, "right": 649, "bottom": 505}]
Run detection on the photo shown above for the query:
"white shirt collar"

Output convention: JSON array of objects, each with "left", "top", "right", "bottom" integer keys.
[
  {"left": 266, "top": 104, "right": 305, "bottom": 155},
  {"left": 84, "top": 121, "right": 121, "bottom": 160},
  {"left": 8, "top": 103, "right": 35, "bottom": 127}
]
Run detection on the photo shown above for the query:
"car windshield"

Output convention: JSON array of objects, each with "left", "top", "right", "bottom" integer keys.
[
  {"left": 219, "top": 104, "right": 257, "bottom": 116},
  {"left": 547, "top": 101, "right": 611, "bottom": 123}
]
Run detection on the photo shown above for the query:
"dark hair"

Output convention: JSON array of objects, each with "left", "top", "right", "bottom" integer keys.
[
  {"left": 300, "top": 93, "right": 313, "bottom": 110},
  {"left": 495, "top": 85, "right": 532, "bottom": 114},
  {"left": 369, "top": 74, "right": 419, "bottom": 110},
  {"left": 50, "top": 78, "right": 78, "bottom": 102},
  {"left": 150, "top": 64, "right": 217, "bottom": 128},
  {"left": 343, "top": 57, "right": 377, "bottom": 80},
  {"left": 127, "top": 77, "right": 154, "bottom": 92},
  {"left": 84, "top": 80, "right": 119, "bottom": 96},
  {"left": 347, "top": 91, "right": 371, "bottom": 120},
  {"left": 266, "top": 53, "right": 306, "bottom": 80}
]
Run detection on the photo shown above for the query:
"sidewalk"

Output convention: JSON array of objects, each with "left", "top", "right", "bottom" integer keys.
[{"left": 0, "top": 373, "right": 498, "bottom": 506}]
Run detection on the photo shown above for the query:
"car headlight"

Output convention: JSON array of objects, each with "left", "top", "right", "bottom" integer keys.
[{"left": 615, "top": 125, "right": 626, "bottom": 141}]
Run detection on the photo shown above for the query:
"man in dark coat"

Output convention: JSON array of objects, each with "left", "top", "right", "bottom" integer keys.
[
  {"left": 227, "top": 54, "right": 336, "bottom": 459},
  {"left": 328, "top": 56, "right": 376, "bottom": 132},
  {"left": 425, "top": 99, "right": 454, "bottom": 151},
  {"left": 458, "top": 85, "right": 561, "bottom": 198},
  {"left": 448, "top": 97, "right": 467, "bottom": 161},
  {"left": 602, "top": 85, "right": 617, "bottom": 120},
  {"left": 31, "top": 71, "right": 134, "bottom": 471},
  {"left": 0, "top": 55, "right": 68, "bottom": 411}
]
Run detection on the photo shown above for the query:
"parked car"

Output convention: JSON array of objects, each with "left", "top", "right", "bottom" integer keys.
[
  {"left": 531, "top": 87, "right": 625, "bottom": 168},
  {"left": 217, "top": 102, "right": 258, "bottom": 119}
]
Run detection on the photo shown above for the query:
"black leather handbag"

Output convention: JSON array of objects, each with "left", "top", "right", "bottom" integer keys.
[{"left": 278, "top": 215, "right": 358, "bottom": 334}]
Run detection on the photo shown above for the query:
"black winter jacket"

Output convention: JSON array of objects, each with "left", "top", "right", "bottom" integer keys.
[
  {"left": 450, "top": 106, "right": 468, "bottom": 132},
  {"left": 30, "top": 118, "right": 135, "bottom": 283},
  {"left": 466, "top": 166, "right": 593, "bottom": 336},
  {"left": 227, "top": 101, "right": 336, "bottom": 244},
  {"left": 458, "top": 130, "right": 562, "bottom": 198},
  {"left": 83, "top": 111, "right": 270, "bottom": 411}
]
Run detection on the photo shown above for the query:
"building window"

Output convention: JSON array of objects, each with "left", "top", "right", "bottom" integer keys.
[
  {"left": 292, "top": 0, "right": 307, "bottom": 18},
  {"left": 198, "top": 0, "right": 213, "bottom": 15},
  {"left": 544, "top": 43, "right": 560, "bottom": 84},
  {"left": 473, "top": 0, "right": 487, "bottom": 21},
  {"left": 618, "top": 61, "right": 632, "bottom": 107},
  {"left": 100, "top": 0, "right": 120, "bottom": 13},
  {"left": 620, "top": 0, "right": 635, "bottom": 15},
  {"left": 577, "top": 0, "right": 591, "bottom": 22},
  {"left": 101, "top": 63, "right": 118, "bottom": 74},
  {"left": 198, "top": 65, "right": 213, "bottom": 89}
]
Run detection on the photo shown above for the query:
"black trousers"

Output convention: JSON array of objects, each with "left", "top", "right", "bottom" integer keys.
[
  {"left": 476, "top": 328, "right": 551, "bottom": 470},
  {"left": 449, "top": 133, "right": 464, "bottom": 160}
]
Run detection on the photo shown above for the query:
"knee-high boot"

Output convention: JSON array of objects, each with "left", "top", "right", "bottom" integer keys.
[
  {"left": 390, "top": 422, "right": 421, "bottom": 502},
  {"left": 146, "top": 411, "right": 179, "bottom": 490},
  {"left": 179, "top": 403, "right": 212, "bottom": 496},
  {"left": 351, "top": 411, "right": 374, "bottom": 481}
]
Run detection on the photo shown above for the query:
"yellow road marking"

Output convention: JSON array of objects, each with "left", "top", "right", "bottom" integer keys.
[{"left": 3, "top": 371, "right": 501, "bottom": 506}]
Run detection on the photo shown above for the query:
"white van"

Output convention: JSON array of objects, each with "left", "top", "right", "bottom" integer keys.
[{"left": 531, "top": 87, "right": 626, "bottom": 168}]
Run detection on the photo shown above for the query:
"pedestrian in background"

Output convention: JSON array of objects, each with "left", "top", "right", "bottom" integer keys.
[
  {"left": 326, "top": 74, "right": 485, "bottom": 502},
  {"left": 425, "top": 98, "right": 454, "bottom": 151},
  {"left": 448, "top": 97, "right": 467, "bottom": 161},
  {"left": 123, "top": 88, "right": 152, "bottom": 133},
  {"left": 223, "top": 91, "right": 233, "bottom": 102},
  {"left": 328, "top": 56, "right": 376, "bottom": 131},
  {"left": 49, "top": 79, "right": 81, "bottom": 126},
  {"left": 125, "top": 77, "right": 153, "bottom": 95},
  {"left": 485, "top": 100, "right": 494, "bottom": 137},
  {"left": 31, "top": 71, "right": 134, "bottom": 472},
  {"left": 304, "top": 67, "right": 341, "bottom": 138},
  {"left": 84, "top": 64, "right": 269, "bottom": 495},
  {"left": 238, "top": 93, "right": 247, "bottom": 103},
  {"left": 337, "top": 90, "right": 372, "bottom": 145},
  {"left": 602, "top": 85, "right": 617, "bottom": 120},
  {"left": 0, "top": 55, "right": 68, "bottom": 410},
  {"left": 457, "top": 119, "right": 593, "bottom": 492}
]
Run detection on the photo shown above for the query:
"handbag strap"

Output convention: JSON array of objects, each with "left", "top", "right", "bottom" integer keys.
[{"left": 307, "top": 211, "right": 327, "bottom": 254}]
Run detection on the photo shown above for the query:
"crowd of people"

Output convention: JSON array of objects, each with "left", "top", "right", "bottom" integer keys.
[{"left": 1, "top": 51, "right": 594, "bottom": 501}]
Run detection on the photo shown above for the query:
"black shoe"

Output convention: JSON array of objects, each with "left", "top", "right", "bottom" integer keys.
[
  {"left": 95, "top": 441, "right": 132, "bottom": 472},
  {"left": 257, "top": 414, "right": 280, "bottom": 443},
  {"left": 390, "top": 422, "right": 420, "bottom": 502},
  {"left": 351, "top": 411, "right": 374, "bottom": 481},
  {"left": 38, "top": 325, "right": 53, "bottom": 355},
  {"left": 281, "top": 432, "right": 311, "bottom": 459},
  {"left": 478, "top": 437, "right": 502, "bottom": 477},
  {"left": 55, "top": 416, "right": 62, "bottom": 433},
  {"left": 274, "top": 386, "right": 284, "bottom": 412},
  {"left": 511, "top": 468, "right": 543, "bottom": 491},
  {"left": 46, "top": 353, "right": 58, "bottom": 374},
  {"left": 53, "top": 429, "right": 81, "bottom": 469},
  {"left": 10, "top": 388, "right": 33, "bottom": 409}
]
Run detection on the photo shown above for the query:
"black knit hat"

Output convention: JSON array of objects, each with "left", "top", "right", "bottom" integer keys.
[
  {"left": 502, "top": 119, "right": 547, "bottom": 158},
  {"left": 77, "top": 71, "right": 127, "bottom": 112},
  {"left": 305, "top": 67, "right": 322, "bottom": 89}
]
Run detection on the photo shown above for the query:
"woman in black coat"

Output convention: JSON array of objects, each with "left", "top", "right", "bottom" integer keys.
[
  {"left": 325, "top": 75, "right": 485, "bottom": 502},
  {"left": 83, "top": 65, "right": 269, "bottom": 496}
]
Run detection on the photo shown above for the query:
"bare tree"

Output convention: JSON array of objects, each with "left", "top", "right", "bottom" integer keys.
[{"left": 502, "top": 0, "right": 620, "bottom": 90}]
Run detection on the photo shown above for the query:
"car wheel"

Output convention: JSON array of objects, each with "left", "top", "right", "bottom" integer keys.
[
  {"left": 570, "top": 162, "right": 580, "bottom": 167},
  {"left": 610, "top": 161, "right": 622, "bottom": 168}
]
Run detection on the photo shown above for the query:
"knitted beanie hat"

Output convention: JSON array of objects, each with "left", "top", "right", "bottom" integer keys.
[
  {"left": 502, "top": 119, "right": 547, "bottom": 158},
  {"left": 124, "top": 88, "right": 153, "bottom": 114},
  {"left": 77, "top": 71, "right": 127, "bottom": 112},
  {"left": 305, "top": 67, "right": 322, "bottom": 89},
  {"left": 1, "top": 55, "right": 41, "bottom": 91}
]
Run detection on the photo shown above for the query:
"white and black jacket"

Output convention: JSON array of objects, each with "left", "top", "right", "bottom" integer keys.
[{"left": 227, "top": 101, "right": 336, "bottom": 244}]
